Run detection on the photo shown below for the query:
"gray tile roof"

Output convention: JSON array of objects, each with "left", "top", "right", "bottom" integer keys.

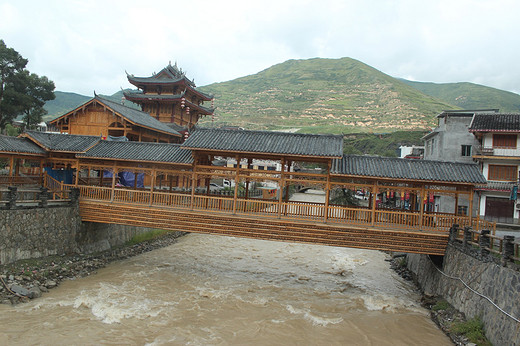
[
  {"left": 331, "top": 155, "right": 486, "bottom": 184},
  {"left": 469, "top": 113, "right": 520, "bottom": 132},
  {"left": 123, "top": 90, "right": 183, "bottom": 100},
  {"left": 181, "top": 128, "right": 344, "bottom": 158},
  {"left": 23, "top": 131, "right": 101, "bottom": 153},
  {"left": 78, "top": 141, "right": 193, "bottom": 164},
  {"left": 95, "top": 96, "right": 181, "bottom": 136},
  {"left": 0, "top": 135, "right": 46, "bottom": 155}
]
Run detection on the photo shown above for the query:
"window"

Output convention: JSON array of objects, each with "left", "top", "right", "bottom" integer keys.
[
  {"left": 457, "top": 205, "right": 468, "bottom": 216},
  {"left": 488, "top": 164, "right": 518, "bottom": 181},
  {"left": 461, "top": 145, "right": 472, "bottom": 157},
  {"left": 493, "top": 134, "right": 517, "bottom": 148}
]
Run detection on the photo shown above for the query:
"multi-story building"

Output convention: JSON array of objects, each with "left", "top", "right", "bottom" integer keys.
[
  {"left": 423, "top": 109, "right": 497, "bottom": 163},
  {"left": 421, "top": 110, "right": 498, "bottom": 216},
  {"left": 123, "top": 62, "right": 215, "bottom": 130},
  {"left": 470, "top": 113, "right": 520, "bottom": 223}
]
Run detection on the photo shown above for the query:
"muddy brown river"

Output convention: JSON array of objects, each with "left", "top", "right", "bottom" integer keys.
[{"left": 0, "top": 231, "right": 451, "bottom": 345}]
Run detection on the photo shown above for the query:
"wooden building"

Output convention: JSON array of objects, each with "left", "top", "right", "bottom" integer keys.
[
  {"left": 1, "top": 129, "right": 494, "bottom": 255},
  {"left": 48, "top": 96, "right": 182, "bottom": 143},
  {"left": 123, "top": 63, "right": 214, "bottom": 129}
]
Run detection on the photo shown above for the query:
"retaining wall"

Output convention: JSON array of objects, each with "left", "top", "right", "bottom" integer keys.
[
  {"left": 407, "top": 244, "right": 520, "bottom": 346},
  {"left": 0, "top": 205, "right": 158, "bottom": 265}
]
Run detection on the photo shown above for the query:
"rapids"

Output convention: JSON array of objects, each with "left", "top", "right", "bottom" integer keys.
[{"left": 0, "top": 232, "right": 450, "bottom": 345}]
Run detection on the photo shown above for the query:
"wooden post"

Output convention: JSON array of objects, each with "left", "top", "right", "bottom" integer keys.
[
  {"left": 454, "top": 192, "right": 459, "bottom": 215},
  {"left": 190, "top": 156, "right": 197, "bottom": 210},
  {"left": 110, "top": 166, "right": 117, "bottom": 202},
  {"left": 75, "top": 164, "right": 80, "bottom": 186},
  {"left": 245, "top": 159, "right": 252, "bottom": 201},
  {"left": 371, "top": 182, "right": 378, "bottom": 226},
  {"left": 149, "top": 169, "right": 155, "bottom": 206},
  {"left": 468, "top": 187, "right": 474, "bottom": 221},
  {"left": 277, "top": 158, "right": 286, "bottom": 219},
  {"left": 232, "top": 155, "right": 240, "bottom": 214},
  {"left": 8, "top": 156, "right": 14, "bottom": 177},
  {"left": 419, "top": 186, "right": 425, "bottom": 229},
  {"left": 324, "top": 161, "right": 331, "bottom": 222}
]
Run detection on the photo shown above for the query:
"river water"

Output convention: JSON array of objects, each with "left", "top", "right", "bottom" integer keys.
[{"left": 0, "top": 233, "right": 450, "bottom": 345}]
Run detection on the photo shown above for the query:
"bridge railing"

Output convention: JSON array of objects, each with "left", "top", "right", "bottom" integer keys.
[
  {"left": 328, "top": 205, "right": 372, "bottom": 224},
  {"left": 75, "top": 184, "right": 491, "bottom": 233},
  {"left": 152, "top": 190, "right": 191, "bottom": 208},
  {"left": 236, "top": 198, "right": 279, "bottom": 216}
]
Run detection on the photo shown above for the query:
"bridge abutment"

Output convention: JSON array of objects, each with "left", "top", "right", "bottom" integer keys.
[
  {"left": 407, "top": 243, "right": 520, "bottom": 345},
  {"left": 0, "top": 205, "right": 166, "bottom": 265}
]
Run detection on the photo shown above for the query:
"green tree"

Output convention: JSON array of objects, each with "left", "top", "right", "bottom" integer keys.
[{"left": 0, "top": 39, "right": 55, "bottom": 131}]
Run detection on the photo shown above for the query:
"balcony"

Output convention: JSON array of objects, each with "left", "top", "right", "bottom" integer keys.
[
  {"left": 475, "top": 145, "right": 520, "bottom": 158},
  {"left": 476, "top": 180, "right": 517, "bottom": 192}
]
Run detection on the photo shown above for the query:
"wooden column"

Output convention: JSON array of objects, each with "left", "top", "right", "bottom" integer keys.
[
  {"left": 9, "top": 156, "right": 14, "bottom": 177},
  {"left": 232, "top": 155, "right": 240, "bottom": 214},
  {"left": 468, "top": 187, "right": 474, "bottom": 222},
  {"left": 110, "top": 165, "right": 117, "bottom": 202},
  {"left": 454, "top": 192, "right": 459, "bottom": 215},
  {"left": 74, "top": 162, "right": 80, "bottom": 186},
  {"left": 245, "top": 159, "right": 252, "bottom": 200},
  {"left": 371, "top": 182, "right": 378, "bottom": 226},
  {"left": 277, "top": 158, "right": 286, "bottom": 219},
  {"left": 419, "top": 186, "right": 425, "bottom": 229},
  {"left": 190, "top": 156, "right": 198, "bottom": 210},
  {"left": 324, "top": 161, "right": 331, "bottom": 222},
  {"left": 282, "top": 161, "right": 292, "bottom": 216},
  {"left": 149, "top": 169, "right": 156, "bottom": 206}
]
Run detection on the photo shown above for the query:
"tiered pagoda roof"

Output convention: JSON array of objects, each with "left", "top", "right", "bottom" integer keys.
[{"left": 124, "top": 62, "right": 213, "bottom": 101}]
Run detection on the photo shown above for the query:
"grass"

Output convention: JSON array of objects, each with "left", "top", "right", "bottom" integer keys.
[
  {"left": 451, "top": 317, "right": 491, "bottom": 346},
  {"left": 432, "top": 299, "right": 451, "bottom": 311},
  {"left": 126, "top": 229, "right": 170, "bottom": 246}
]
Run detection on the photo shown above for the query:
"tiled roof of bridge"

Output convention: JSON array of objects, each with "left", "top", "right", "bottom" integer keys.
[
  {"left": 23, "top": 131, "right": 101, "bottom": 153},
  {"left": 469, "top": 113, "right": 520, "bottom": 132},
  {"left": 77, "top": 140, "right": 193, "bottom": 164},
  {"left": 0, "top": 135, "right": 46, "bottom": 155},
  {"left": 181, "top": 128, "right": 344, "bottom": 158},
  {"left": 332, "top": 155, "right": 486, "bottom": 184}
]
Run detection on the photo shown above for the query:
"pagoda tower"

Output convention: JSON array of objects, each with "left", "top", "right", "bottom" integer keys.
[{"left": 123, "top": 63, "right": 214, "bottom": 130}]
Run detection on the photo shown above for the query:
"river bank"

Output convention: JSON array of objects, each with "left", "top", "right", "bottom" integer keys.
[
  {"left": 389, "top": 255, "right": 490, "bottom": 346},
  {"left": 0, "top": 231, "right": 186, "bottom": 304}
]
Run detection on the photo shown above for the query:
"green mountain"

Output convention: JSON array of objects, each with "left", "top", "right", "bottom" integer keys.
[
  {"left": 198, "top": 57, "right": 455, "bottom": 133},
  {"left": 43, "top": 90, "right": 138, "bottom": 121},
  {"left": 43, "top": 91, "right": 91, "bottom": 119},
  {"left": 400, "top": 80, "right": 520, "bottom": 113},
  {"left": 43, "top": 57, "right": 520, "bottom": 134}
]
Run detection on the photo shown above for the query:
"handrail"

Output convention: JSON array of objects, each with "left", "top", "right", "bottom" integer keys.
[{"left": 73, "top": 184, "right": 497, "bottom": 233}]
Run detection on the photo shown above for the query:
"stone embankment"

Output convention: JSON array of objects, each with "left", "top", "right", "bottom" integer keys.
[
  {"left": 0, "top": 231, "right": 185, "bottom": 304},
  {"left": 389, "top": 255, "right": 485, "bottom": 346}
]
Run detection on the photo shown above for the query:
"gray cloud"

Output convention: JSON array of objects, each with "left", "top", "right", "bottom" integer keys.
[{"left": 1, "top": 0, "right": 519, "bottom": 95}]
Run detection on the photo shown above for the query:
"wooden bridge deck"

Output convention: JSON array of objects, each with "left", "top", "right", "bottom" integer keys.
[
  {"left": 73, "top": 183, "right": 464, "bottom": 255},
  {"left": 80, "top": 200, "right": 449, "bottom": 255}
]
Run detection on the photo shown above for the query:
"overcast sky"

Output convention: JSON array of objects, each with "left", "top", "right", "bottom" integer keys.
[{"left": 2, "top": 0, "right": 519, "bottom": 96}]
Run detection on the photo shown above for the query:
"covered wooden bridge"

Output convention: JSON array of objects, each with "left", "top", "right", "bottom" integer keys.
[{"left": 0, "top": 129, "right": 492, "bottom": 255}]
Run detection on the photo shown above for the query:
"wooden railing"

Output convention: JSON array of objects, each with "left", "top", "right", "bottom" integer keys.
[
  {"left": 0, "top": 175, "right": 43, "bottom": 186},
  {"left": 74, "top": 184, "right": 494, "bottom": 233}
]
